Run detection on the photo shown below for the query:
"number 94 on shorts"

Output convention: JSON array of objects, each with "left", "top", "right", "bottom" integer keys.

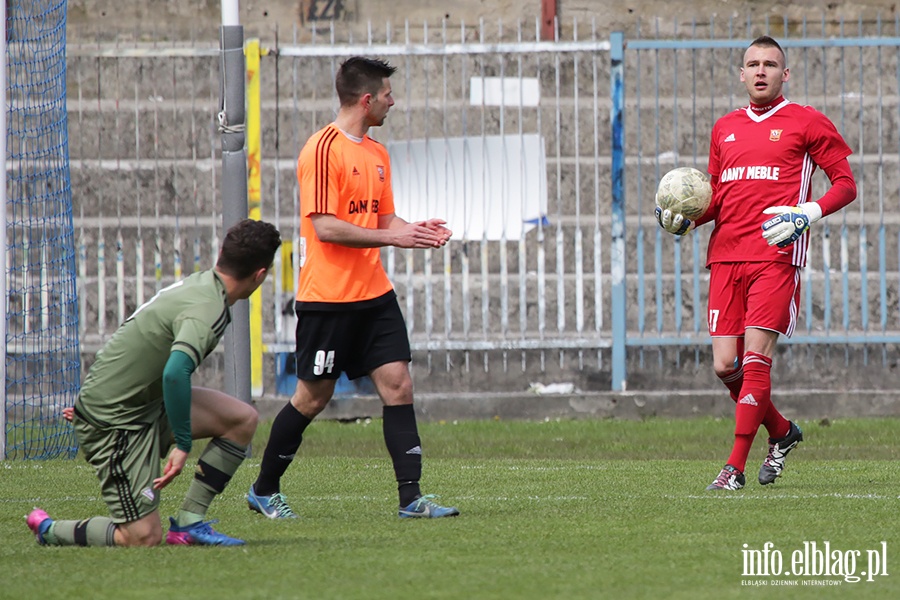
[{"left": 293, "top": 294, "right": 412, "bottom": 380}]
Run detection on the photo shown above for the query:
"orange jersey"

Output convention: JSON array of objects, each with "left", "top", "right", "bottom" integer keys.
[{"left": 296, "top": 124, "right": 396, "bottom": 305}]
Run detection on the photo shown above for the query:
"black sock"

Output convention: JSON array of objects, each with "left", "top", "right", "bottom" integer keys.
[
  {"left": 254, "top": 402, "right": 312, "bottom": 496},
  {"left": 383, "top": 404, "right": 423, "bottom": 507}
]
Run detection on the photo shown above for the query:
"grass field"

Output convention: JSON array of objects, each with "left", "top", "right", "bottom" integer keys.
[{"left": 2, "top": 416, "right": 898, "bottom": 599}]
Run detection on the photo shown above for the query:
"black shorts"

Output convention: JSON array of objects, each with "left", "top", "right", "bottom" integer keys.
[{"left": 294, "top": 296, "right": 411, "bottom": 381}]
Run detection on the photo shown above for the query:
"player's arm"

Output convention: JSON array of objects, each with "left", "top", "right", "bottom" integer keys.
[
  {"left": 373, "top": 150, "right": 450, "bottom": 245},
  {"left": 811, "top": 158, "right": 857, "bottom": 216},
  {"left": 693, "top": 174, "right": 721, "bottom": 227},
  {"left": 761, "top": 158, "right": 856, "bottom": 247},
  {"left": 658, "top": 126, "right": 722, "bottom": 234},
  {"left": 161, "top": 349, "right": 195, "bottom": 453},
  {"left": 312, "top": 213, "right": 448, "bottom": 249},
  {"left": 154, "top": 350, "right": 195, "bottom": 489}
]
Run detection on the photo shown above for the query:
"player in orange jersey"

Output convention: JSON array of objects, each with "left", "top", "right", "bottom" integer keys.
[{"left": 247, "top": 57, "right": 459, "bottom": 519}]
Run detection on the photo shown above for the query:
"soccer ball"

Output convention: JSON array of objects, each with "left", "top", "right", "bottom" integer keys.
[{"left": 655, "top": 167, "right": 712, "bottom": 220}]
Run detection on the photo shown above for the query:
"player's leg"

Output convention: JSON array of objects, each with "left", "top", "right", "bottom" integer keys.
[
  {"left": 113, "top": 513, "right": 164, "bottom": 546},
  {"left": 734, "top": 328, "right": 802, "bottom": 485},
  {"left": 713, "top": 336, "right": 744, "bottom": 402},
  {"left": 248, "top": 377, "right": 334, "bottom": 518},
  {"left": 369, "top": 360, "right": 420, "bottom": 504},
  {"left": 706, "top": 264, "right": 749, "bottom": 490},
  {"left": 708, "top": 328, "right": 780, "bottom": 491},
  {"left": 164, "top": 387, "right": 255, "bottom": 545},
  {"left": 707, "top": 263, "right": 803, "bottom": 490},
  {"left": 360, "top": 299, "right": 458, "bottom": 518},
  {"left": 29, "top": 412, "right": 166, "bottom": 547},
  {"left": 368, "top": 361, "right": 457, "bottom": 518},
  {"left": 724, "top": 327, "right": 779, "bottom": 475},
  {"left": 745, "top": 264, "right": 804, "bottom": 484},
  {"left": 28, "top": 508, "right": 161, "bottom": 547},
  {"left": 709, "top": 264, "right": 746, "bottom": 401},
  {"left": 706, "top": 334, "right": 751, "bottom": 491},
  {"left": 248, "top": 308, "right": 340, "bottom": 518}
]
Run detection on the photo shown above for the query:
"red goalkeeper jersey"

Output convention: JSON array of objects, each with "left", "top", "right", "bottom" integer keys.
[{"left": 705, "top": 98, "right": 853, "bottom": 267}]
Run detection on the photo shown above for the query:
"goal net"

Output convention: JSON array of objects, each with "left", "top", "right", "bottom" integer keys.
[{"left": 3, "top": 0, "right": 79, "bottom": 459}]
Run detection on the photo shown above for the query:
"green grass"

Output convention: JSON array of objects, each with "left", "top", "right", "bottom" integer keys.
[{"left": 2, "top": 417, "right": 898, "bottom": 599}]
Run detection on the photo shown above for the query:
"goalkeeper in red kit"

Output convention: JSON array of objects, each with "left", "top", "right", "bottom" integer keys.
[{"left": 656, "top": 36, "right": 857, "bottom": 490}]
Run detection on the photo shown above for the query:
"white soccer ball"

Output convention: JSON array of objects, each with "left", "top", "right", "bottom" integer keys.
[{"left": 655, "top": 167, "right": 712, "bottom": 220}]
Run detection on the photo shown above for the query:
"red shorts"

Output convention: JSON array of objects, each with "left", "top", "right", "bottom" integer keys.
[{"left": 707, "top": 262, "right": 801, "bottom": 337}]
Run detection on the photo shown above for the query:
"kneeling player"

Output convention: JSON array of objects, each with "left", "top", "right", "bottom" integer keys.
[{"left": 26, "top": 219, "right": 282, "bottom": 547}]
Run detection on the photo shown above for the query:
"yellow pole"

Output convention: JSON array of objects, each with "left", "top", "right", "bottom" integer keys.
[{"left": 246, "top": 38, "right": 268, "bottom": 397}]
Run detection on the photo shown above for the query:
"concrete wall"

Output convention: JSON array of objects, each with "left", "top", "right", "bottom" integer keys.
[{"left": 67, "top": 1, "right": 900, "bottom": 41}]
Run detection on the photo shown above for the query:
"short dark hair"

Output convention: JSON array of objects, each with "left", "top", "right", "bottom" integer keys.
[
  {"left": 335, "top": 56, "right": 396, "bottom": 107},
  {"left": 748, "top": 35, "right": 786, "bottom": 66},
  {"left": 216, "top": 219, "right": 282, "bottom": 279}
]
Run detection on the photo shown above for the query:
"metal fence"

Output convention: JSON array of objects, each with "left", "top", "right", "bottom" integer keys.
[{"left": 64, "top": 15, "right": 900, "bottom": 392}]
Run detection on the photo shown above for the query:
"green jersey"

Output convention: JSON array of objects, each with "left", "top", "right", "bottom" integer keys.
[{"left": 77, "top": 269, "right": 231, "bottom": 428}]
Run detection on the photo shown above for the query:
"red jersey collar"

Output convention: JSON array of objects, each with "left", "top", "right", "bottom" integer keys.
[{"left": 749, "top": 96, "right": 785, "bottom": 113}]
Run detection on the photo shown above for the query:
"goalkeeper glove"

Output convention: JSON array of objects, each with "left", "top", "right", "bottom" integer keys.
[
  {"left": 655, "top": 207, "right": 695, "bottom": 236},
  {"left": 760, "top": 203, "right": 823, "bottom": 248}
]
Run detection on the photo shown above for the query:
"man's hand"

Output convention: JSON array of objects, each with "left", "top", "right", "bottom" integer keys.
[
  {"left": 761, "top": 203, "right": 823, "bottom": 248},
  {"left": 153, "top": 447, "right": 188, "bottom": 490},
  {"left": 393, "top": 220, "right": 451, "bottom": 249},
  {"left": 420, "top": 219, "right": 452, "bottom": 245},
  {"left": 655, "top": 207, "right": 694, "bottom": 236}
]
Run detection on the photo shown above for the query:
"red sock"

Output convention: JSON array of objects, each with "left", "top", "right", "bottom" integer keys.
[
  {"left": 728, "top": 434, "right": 755, "bottom": 473},
  {"left": 717, "top": 338, "right": 745, "bottom": 402},
  {"left": 761, "top": 403, "right": 790, "bottom": 441},
  {"left": 726, "top": 352, "right": 772, "bottom": 473},
  {"left": 718, "top": 366, "right": 743, "bottom": 403}
]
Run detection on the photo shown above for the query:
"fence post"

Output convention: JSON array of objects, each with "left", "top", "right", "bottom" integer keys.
[
  {"left": 245, "top": 38, "right": 267, "bottom": 398},
  {"left": 609, "top": 31, "right": 627, "bottom": 391},
  {"left": 219, "top": 2, "right": 252, "bottom": 407}
]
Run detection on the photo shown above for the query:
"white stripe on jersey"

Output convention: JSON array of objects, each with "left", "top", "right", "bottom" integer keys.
[{"left": 791, "top": 152, "right": 816, "bottom": 266}]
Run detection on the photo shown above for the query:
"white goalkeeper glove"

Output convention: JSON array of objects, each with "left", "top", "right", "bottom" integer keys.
[
  {"left": 655, "top": 207, "right": 695, "bottom": 236},
  {"left": 760, "top": 203, "right": 823, "bottom": 248}
]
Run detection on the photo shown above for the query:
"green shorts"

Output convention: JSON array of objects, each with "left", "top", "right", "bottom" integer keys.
[{"left": 73, "top": 405, "right": 172, "bottom": 524}]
